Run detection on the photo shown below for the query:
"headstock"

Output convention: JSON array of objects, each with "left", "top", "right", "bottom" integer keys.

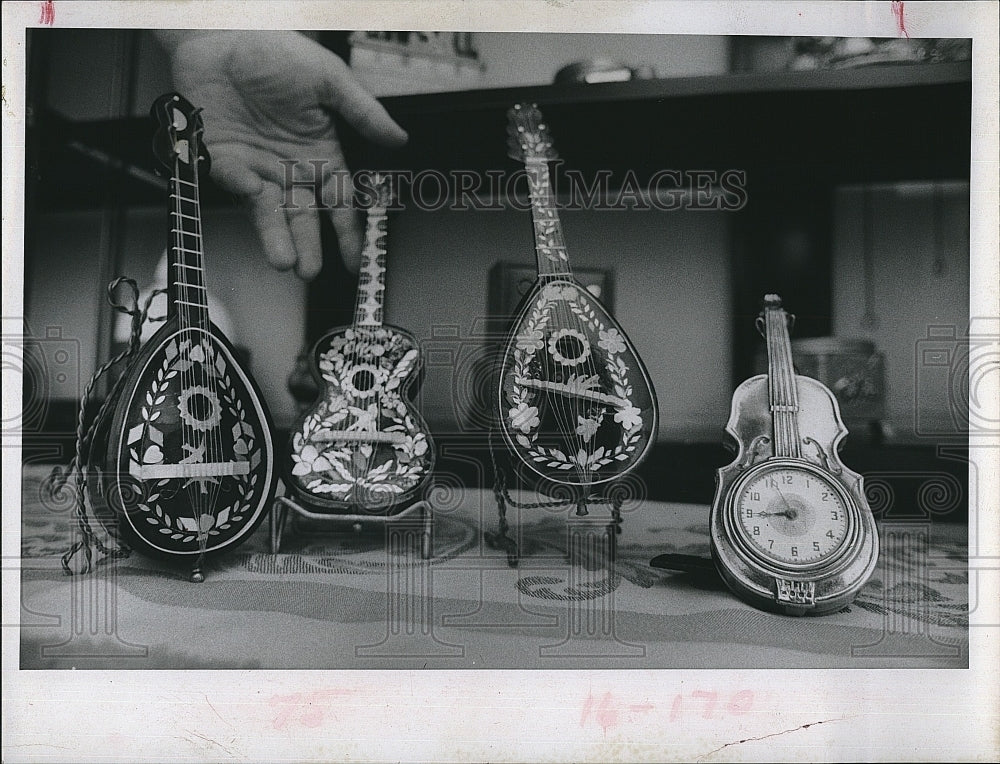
[
  {"left": 757, "top": 293, "right": 795, "bottom": 336},
  {"left": 369, "top": 172, "right": 395, "bottom": 209},
  {"left": 506, "top": 102, "right": 559, "bottom": 163},
  {"left": 151, "top": 92, "right": 211, "bottom": 176}
]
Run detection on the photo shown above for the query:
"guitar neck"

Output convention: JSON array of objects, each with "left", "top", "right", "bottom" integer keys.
[
  {"left": 167, "top": 157, "right": 209, "bottom": 328},
  {"left": 764, "top": 302, "right": 801, "bottom": 459},
  {"left": 354, "top": 203, "right": 388, "bottom": 327},
  {"left": 524, "top": 158, "right": 573, "bottom": 279}
]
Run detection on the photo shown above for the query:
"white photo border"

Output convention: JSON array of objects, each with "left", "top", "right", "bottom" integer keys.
[{"left": 3, "top": 2, "right": 997, "bottom": 761}]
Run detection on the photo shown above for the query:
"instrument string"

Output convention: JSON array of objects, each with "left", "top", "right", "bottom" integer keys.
[
  {"left": 782, "top": 308, "right": 801, "bottom": 458},
  {"left": 184, "top": 153, "right": 208, "bottom": 545},
  {"left": 172, "top": 151, "right": 198, "bottom": 540},
  {"left": 184, "top": 145, "right": 207, "bottom": 545},
  {"left": 529, "top": 160, "right": 576, "bottom": 480},
  {"left": 765, "top": 307, "right": 782, "bottom": 457},
  {"left": 366, "top": 201, "right": 386, "bottom": 504},
  {"left": 353, "top": 188, "right": 372, "bottom": 505},
  {"left": 192, "top": 129, "right": 225, "bottom": 534},
  {"left": 765, "top": 304, "right": 801, "bottom": 460}
]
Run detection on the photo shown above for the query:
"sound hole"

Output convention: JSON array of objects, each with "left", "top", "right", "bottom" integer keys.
[
  {"left": 187, "top": 392, "right": 213, "bottom": 421},
  {"left": 178, "top": 385, "right": 221, "bottom": 431},
  {"left": 352, "top": 369, "right": 376, "bottom": 392},
  {"left": 548, "top": 328, "right": 591, "bottom": 367},
  {"left": 556, "top": 335, "right": 585, "bottom": 360}
]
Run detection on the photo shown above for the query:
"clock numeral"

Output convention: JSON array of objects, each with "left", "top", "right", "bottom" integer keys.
[
  {"left": 753, "top": 526, "right": 760, "bottom": 536},
  {"left": 813, "top": 541, "right": 821, "bottom": 552},
  {"left": 791, "top": 546, "right": 798, "bottom": 557},
  {"left": 768, "top": 539, "right": 774, "bottom": 549},
  {"left": 750, "top": 491, "right": 760, "bottom": 501},
  {"left": 745, "top": 508, "right": 753, "bottom": 518},
  {"left": 826, "top": 530, "right": 835, "bottom": 539},
  {"left": 830, "top": 510, "right": 840, "bottom": 521},
  {"left": 821, "top": 491, "right": 829, "bottom": 502},
  {"left": 782, "top": 474, "right": 793, "bottom": 485}
]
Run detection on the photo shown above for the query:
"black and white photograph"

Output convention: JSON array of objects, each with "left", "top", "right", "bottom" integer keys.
[{"left": 3, "top": 1, "right": 998, "bottom": 761}]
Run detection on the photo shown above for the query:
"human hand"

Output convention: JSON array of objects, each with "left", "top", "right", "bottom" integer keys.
[{"left": 155, "top": 30, "right": 407, "bottom": 279}]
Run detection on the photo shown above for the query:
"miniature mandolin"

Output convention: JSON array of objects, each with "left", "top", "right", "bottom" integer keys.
[
  {"left": 497, "top": 103, "right": 658, "bottom": 487},
  {"left": 287, "top": 174, "right": 435, "bottom": 512},
  {"left": 710, "top": 295, "right": 878, "bottom": 615},
  {"left": 89, "top": 93, "right": 276, "bottom": 577}
]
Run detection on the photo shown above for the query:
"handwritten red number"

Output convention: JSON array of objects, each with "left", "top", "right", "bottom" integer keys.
[
  {"left": 691, "top": 690, "right": 718, "bottom": 719},
  {"left": 669, "top": 693, "right": 682, "bottom": 721},
  {"left": 727, "top": 690, "right": 754, "bottom": 715}
]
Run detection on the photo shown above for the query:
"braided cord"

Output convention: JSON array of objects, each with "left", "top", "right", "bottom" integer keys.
[{"left": 51, "top": 278, "right": 166, "bottom": 575}]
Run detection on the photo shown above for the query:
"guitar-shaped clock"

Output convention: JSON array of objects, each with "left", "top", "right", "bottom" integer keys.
[
  {"left": 287, "top": 174, "right": 435, "bottom": 512},
  {"left": 89, "top": 93, "right": 276, "bottom": 580},
  {"left": 709, "top": 295, "right": 878, "bottom": 615},
  {"left": 497, "top": 103, "right": 658, "bottom": 490}
]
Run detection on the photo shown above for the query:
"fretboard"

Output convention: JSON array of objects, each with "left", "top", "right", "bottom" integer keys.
[
  {"left": 764, "top": 300, "right": 801, "bottom": 458},
  {"left": 167, "top": 160, "right": 209, "bottom": 328},
  {"left": 354, "top": 205, "right": 387, "bottom": 327},
  {"left": 524, "top": 158, "right": 572, "bottom": 278}
]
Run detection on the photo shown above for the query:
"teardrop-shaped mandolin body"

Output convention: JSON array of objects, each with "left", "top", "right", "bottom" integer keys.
[
  {"left": 90, "top": 317, "right": 276, "bottom": 556},
  {"left": 498, "top": 279, "right": 658, "bottom": 486}
]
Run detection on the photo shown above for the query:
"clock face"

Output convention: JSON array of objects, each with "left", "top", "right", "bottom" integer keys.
[{"left": 734, "top": 464, "right": 852, "bottom": 566}]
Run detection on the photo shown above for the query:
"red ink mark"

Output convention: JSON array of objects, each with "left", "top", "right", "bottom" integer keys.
[
  {"left": 669, "top": 693, "right": 683, "bottom": 721},
  {"left": 692, "top": 690, "right": 719, "bottom": 719},
  {"left": 628, "top": 703, "right": 655, "bottom": 713},
  {"left": 727, "top": 690, "right": 754, "bottom": 715},
  {"left": 39, "top": 1, "right": 55, "bottom": 25},
  {"left": 580, "top": 691, "right": 619, "bottom": 734},
  {"left": 671, "top": 690, "right": 754, "bottom": 720},
  {"left": 269, "top": 689, "right": 352, "bottom": 731},
  {"left": 583, "top": 690, "right": 755, "bottom": 729},
  {"left": 891, "top": 2, "right": 910, "bottom": 38}
]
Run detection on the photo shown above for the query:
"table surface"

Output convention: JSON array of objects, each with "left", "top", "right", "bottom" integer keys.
[{"left": 19, "top": 465, "right": 968, "bottom": 670}]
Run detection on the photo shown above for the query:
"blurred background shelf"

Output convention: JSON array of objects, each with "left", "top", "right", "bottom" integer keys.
[{"left": 33, "top": 61, "right": 971, "bottom": 210}]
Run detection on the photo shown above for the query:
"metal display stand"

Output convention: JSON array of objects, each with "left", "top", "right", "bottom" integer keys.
[
  {"left": 269, "top": 495, "right": 434, "bottom": 559},
  {"left": 484, "top": 433, "right": 624, "bottom": 568}
]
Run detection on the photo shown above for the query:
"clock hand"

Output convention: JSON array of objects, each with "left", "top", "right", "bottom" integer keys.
[{"left": 773, "top": 485, "right": 799, "bottom": 520}]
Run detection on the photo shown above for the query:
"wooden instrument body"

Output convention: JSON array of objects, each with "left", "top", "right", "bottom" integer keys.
[
  {"left": 711, "top": 374, "right": 879, "bottom": 615},
  {"left": 90, "top": 316, "right": 276, "bottom": 556},
  {"left": 287, "top": 323, "right": 435, "bottom": 512},
  {"left": 498, "top": 277, "right": 657, "bottom": 488},
  {"left": 86, "top": 92, "right": 277, "bottom": 564},
  {"left": 497, "top": 103, "right": 658, "bottom": 491}
]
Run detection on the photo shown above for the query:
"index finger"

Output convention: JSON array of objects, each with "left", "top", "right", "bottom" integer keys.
[{"left": 316, "top": 50, "right": 409, "bottom": 148}]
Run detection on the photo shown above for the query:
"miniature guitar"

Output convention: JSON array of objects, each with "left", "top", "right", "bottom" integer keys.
[
  {"left": 497, "top": 103, "right": 658, "bottom": 487},
  {"left": 709, "top": 295, "right": 878, "bottom": 615},
  {"left": 287, "top": 174, "right": 435, "bottom": 512},
  {"left": 89, "top": 93, "right": 276, "bottom": 577}
]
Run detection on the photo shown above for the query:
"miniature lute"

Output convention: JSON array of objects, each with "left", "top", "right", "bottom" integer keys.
[
  {"left": 710, "top": 295, "right": 878, "bottom": 615},
  {"left": 287, "top": 174, "right": 434, "bottom": 512},
  {"left": 497, "top": 103, "right": 658, "bottom": 487},
  {"left": 89, "top": 93, "right": 276, "bottom": 576}
]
